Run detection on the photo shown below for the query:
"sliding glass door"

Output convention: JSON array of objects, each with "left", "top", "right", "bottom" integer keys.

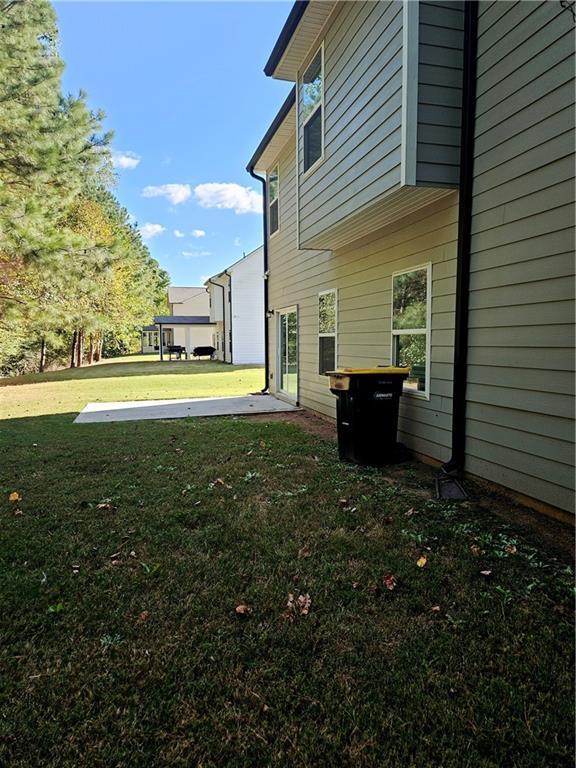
[{"left": 278, "top": 308, "right": 298, "bottom": 401}]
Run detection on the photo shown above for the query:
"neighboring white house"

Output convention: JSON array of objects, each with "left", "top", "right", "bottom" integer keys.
[
  {"left": 141, "top": 286, "right": 215, "bottom": 357},
  {"left": 205, "top": 246, "right": 265, "bottom": 365}
]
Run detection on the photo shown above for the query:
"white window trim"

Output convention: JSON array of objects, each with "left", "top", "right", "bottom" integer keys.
[
  {"left": 391, "top": 263, "right": 432, "bottom": 400},
  {"left": 299, "top": 42, "right": 325, "bottom": 178},
  {"left": 268, "top": 164, "right": 280, "bottom": 238},
  {"left": 318, "top": 288, "right": 337, "bottom": 374}
]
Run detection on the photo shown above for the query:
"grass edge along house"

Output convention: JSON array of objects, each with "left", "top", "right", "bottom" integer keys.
[{"left": 246, "top": 0, "right": 575, "bottom": 519}]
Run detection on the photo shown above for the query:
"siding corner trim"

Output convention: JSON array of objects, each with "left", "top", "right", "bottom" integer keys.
[{"left": 401, "top": 0, "right": 419, "bottom": 186}]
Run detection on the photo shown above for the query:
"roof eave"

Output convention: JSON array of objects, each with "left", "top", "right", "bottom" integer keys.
[
  {"left": 246, "top": 87, "right": 296, "bottom": 173},
  {"left": 264, "top": 1, "right": 309, "bottom": 77}
]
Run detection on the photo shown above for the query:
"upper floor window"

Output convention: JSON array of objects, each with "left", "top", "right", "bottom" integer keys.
[
  {"left": 318, "top": 289, "right": 336, "bottom": 374},
  {"left": 391, "top": 265, "right": 431, "bottom": 397},
  {"left": 301, "top": 46, "right": 323, "bottom": 173},
  {"left": 268, "top": 166, "right": 279, "bottom": 235}
]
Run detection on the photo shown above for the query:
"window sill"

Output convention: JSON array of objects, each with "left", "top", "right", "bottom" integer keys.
[
  {"left": 403, "top": 388, "right": 430, "bottom": 402},
  {"left": 301, "top": 154, "right": 325, "bottom": 180}
]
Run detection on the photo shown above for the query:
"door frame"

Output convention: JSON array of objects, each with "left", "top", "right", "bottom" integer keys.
[{"left": 276, "top": 305, "right": 299, "bottom": 404}]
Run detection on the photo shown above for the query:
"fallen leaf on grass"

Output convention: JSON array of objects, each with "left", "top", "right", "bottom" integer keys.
[
  {"left": 431, "top": 605, "right": 441, "bottom": 612},
  {"left": 470, "top": 544, "right": 482, "bottom": 557},
  {"left": 283, "top": 592, "right": 312, "bottom": 622},
  {"left": 383, "top": 516, "right": 394, "bottom": 524},
  {"left": 14, "top": 509, "right": 24, "bottom": 516},
  {"left": 416, "top": 555, "right": 428, "bottom": 568},
  {"left": 211, "top": 478, "right": 232, "bottom": 489},
  {"left": 8, "top": 492, "right": 21, "bottom": 502},
  {"left": 504, "top": 544, "right": 518, "bottom": 555},
  {"left": 404, "top": 508, "right": 415, "bottom": 517},
  {"left": 96, "top": 500, "right": 114, "bottom": 510},
  {"left": 352, "top": 581, "right": 361, "bottom": 589},
  {"left": 235, "top": 604, "right": 253, "bottom": 617},
  {"left": 339, "top": 498, "right": 348, "bottom": 507},
  {"left": 298, "top": 545, "right": 311, "bottom": 559},
  {"left": 138, "top": 611, "right": 150, "bottom": 623},
  {"left": 298, "top": 593, "right": 311, "bottom": 615},
  {"left": 383, "top": 574, "right": 398, "bottom": 591},
  {"left": 480, "top": 570, "right": 492, "bottom": 577}
]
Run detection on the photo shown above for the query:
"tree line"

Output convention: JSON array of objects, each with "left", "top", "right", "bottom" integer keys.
[{"left": 0, "top": 0, "right": 170, "bottom": 375}]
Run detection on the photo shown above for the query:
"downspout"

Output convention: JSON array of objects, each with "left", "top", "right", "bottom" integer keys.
[
  {"left": 442, "top": 0, "right": 479, "bottom": 475},
  {"left": 248, "top": 166, "right": 269, "bottom": 392},
  {"left": 207, "top": 278, "right": 226, "bottom": 362},
  {"left": 224, "top": 269, "right": 233, "bottom": 364}
]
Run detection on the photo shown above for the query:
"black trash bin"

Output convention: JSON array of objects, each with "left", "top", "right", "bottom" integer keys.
[{"left": 327, "top": 367, "right": 410, "bottom": 465}]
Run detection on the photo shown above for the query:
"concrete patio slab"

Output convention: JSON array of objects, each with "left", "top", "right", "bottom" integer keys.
[{"left": 74, "top": 394, "right": 299, "bottom": 424}]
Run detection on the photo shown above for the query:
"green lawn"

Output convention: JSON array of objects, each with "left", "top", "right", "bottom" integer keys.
[
  {"left": 0, "top": 355, "right": 264, "bottom": 418},
  {"left": 1, "top": 358, "right": 574, "bottom": 767}
]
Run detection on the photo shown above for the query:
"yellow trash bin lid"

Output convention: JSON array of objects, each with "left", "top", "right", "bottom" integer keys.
[
  {"left": 335, "top": 367, "right": 409, "bottom": 375},
  {"left": 327, "top": 367, "right": 409, "bottom": 391}
]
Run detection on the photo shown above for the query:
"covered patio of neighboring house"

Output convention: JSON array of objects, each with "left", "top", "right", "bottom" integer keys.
[{"left": 141, "top": 315, "right": 216, "bottom": 360}]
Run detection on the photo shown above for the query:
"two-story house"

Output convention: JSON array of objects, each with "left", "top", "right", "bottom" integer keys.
[
  {"left": 205, "top": 246, "right": 265, "bottom": 364},
  {"left": 247, "top": 0, "right": 575, "bottom": 519},
  {"left": 141, "top": 286, "right": 215, "bottom": 357}
]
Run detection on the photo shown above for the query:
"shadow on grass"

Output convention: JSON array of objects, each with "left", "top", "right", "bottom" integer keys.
[{"left": 0, "top": 358, "right": 263, "bottom": 388}]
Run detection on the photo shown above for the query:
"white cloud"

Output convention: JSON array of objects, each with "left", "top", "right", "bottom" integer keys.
[
  {"left": 173, "top": 229, "right": 185, "bottom": 238},
  {"left": 140, "top": 222, "right": 166, "bottom": 239},
  {"left": 142, "top": 183, "right": 192, "bottom": 205},
  {"left": 193, "top": 183, "right": 262, "bottom": 215},
  {"left": 233, "top": 237, "right": 241, "bottom": 247},
  {"left": 112, "top": 150, "right": 141, "bottom": 170},
  {"left": 192, "top": 229, "right": 206, "bottom": 238},
  {"left": 182, "top": 250, "right": 211, "bottom": 258}
]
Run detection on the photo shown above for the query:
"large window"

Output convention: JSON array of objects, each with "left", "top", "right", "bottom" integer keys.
[
  {"left": 391, "top": 265, "right": 431, "bottom": 396},
  {"left": 318, "top": 289, "right": 336, "bottom": 374},
  {"left": 300, "top": 46, "right": 323, "bottom": 173},
  {"left": 268, "top": 166, "right": 279, "bottom": 235}
]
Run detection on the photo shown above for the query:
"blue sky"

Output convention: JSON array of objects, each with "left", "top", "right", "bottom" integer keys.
[{"left": 55, "top": 1, "right": 292, "bottom": 285}]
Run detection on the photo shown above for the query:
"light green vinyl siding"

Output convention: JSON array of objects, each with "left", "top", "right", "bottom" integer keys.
[
  {"left": 466, "top": 0, "right": 575, "bottom": 513},
  {"left": 297, "top": 0, "right": 404, "bottom": 246},
  {"left": 267, "top": 136, "right": 459, "bottom": 461},
  {"left": 296, "top": 0, "right": 464, "bottom": 249},
  {"left": 416, "top": 1, "right": 464, "bottom": 186}
]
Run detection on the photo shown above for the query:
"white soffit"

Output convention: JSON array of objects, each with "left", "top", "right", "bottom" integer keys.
[{"left": 273, "top": 1, "right": 337, "bottom": 81}]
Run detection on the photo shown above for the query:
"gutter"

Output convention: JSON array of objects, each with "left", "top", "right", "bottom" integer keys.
[
  {"left": 442, "top": 0, "right": 479, "bottom": 476},
  {"left": 248, "top": 167, "right": 269, "bottom": 393},
  {"left": 206, "top": 279, "right": 227, "bottom": 363}
]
